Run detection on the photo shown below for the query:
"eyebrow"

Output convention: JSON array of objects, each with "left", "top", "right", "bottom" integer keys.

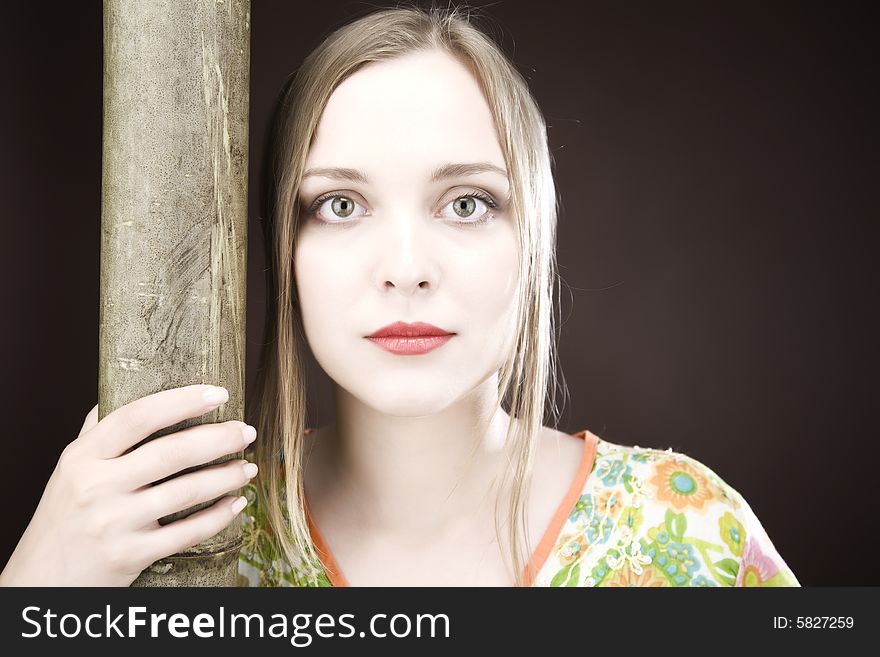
[{"left": 301, "top": 162, "right": 508, "bottom": 184}]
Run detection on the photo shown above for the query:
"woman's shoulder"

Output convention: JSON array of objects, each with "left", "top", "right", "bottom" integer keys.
[
  {"left": 587, "top": 433, "right": 755, "bottom": 511},
  {"left": 535, "top": 431, "right": 800, "bottom": 587}
]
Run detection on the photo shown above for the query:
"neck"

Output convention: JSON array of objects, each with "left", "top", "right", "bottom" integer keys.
[{"left": 314, "top": 373, "right": 515, "bottom": 537}]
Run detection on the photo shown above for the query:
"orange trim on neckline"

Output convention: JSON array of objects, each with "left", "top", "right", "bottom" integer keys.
[
  {"left": 304, "top": 429, "right": 599, "bottom": 587},
  {"left": 520, "top": 430, "right": 598, "bottom": 586}
]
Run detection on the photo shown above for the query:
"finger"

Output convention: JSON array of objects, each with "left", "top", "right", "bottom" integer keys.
[
  {"left": 78, "top": 403, "right": 100, "bottom": 438},
  {"left": 86, "top": 384, "right": 230, "bottom": 459},
  {"left": 132, "top": 459, "right": 257, "bottom": 528},
  {"left": 139, "top": 495, "right": 249, "bottom": 567},
  {"left": 118, "top": 420, "right": 254, "bottom": 489}
]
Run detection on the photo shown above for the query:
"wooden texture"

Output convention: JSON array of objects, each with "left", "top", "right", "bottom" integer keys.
[{"left": 100, "top": 0, "right": 251, "bottom": 586}]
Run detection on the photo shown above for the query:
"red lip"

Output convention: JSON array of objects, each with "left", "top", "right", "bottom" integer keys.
[
  {"left": 366, "top": 322, "right": 455, "bottom": 356},
  {"left": 367, "top": 321, "right": 453, "bottom": 338}
]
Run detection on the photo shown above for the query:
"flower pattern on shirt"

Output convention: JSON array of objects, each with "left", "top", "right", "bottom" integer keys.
[
  {"left": 647, "top": 457, "right": 718, "bottom": 513},
  {"left": 237, "top": 435, "right": 800, "bottom": 587}
]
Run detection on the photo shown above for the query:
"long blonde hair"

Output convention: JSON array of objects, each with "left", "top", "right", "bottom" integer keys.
[{"left": 248, "top": 1, "right": 565, "bottom": 586}]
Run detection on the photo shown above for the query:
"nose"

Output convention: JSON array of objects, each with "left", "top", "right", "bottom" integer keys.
[{"left": 373, "top": 208, "right": 439, "bottom": 296}]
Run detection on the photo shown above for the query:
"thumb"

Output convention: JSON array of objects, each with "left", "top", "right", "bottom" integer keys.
[{"left": 78, "top": 403, "right": 99, "bottom": 437}]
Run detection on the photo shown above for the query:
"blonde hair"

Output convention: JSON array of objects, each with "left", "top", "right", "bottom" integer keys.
[{"left": 248, "top": 1, "right": 565, "bottom": 586}]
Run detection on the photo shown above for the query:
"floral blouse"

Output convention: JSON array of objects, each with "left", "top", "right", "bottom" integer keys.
[{"left": 237, "top": 429, "right": 799, "bottom": 587}]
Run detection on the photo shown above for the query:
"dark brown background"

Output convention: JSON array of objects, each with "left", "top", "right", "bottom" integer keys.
[{"left": 1, "top": 0, "right": 875, "bottom": 585}]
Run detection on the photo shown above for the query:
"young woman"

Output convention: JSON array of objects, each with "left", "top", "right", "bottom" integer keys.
[
  {"left": 0, "top": 4, "right": 799, "bottom": 588},
  {"left": 235, "top": 5, "right": 799, "bottom": 588}
]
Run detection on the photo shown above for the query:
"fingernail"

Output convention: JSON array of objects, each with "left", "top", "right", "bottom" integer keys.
[
  {"left": 243, "top": 462, "right": 258, "bottom": 478},
  {"left": 203, "top": 386, "right": 229, "bottom": 405},
  {"left": 242, "top": 424, "right": 257, "bottom": 445},
  {"left": 231, "top": 496, "right": 247, "bottom": 514}
]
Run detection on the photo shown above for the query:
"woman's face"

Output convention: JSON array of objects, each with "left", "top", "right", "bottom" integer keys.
[{"left": 294, "top": 49, "right": 520, "bottom": 416}]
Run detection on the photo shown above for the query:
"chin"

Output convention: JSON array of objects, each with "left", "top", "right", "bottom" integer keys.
[{"left": 351, "top": 381, "right": 464, "bottom": 418}]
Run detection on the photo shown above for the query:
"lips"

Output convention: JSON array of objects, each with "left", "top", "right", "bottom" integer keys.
[
  {"left": 366, "top": 321, "right": 455, "bottom": 356},
  {"left": 367, "top": 321, "right": 453, "bottom": 338}
]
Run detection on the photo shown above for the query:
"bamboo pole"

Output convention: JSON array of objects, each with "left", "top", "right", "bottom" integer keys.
[{"left": 99, "top": 0, "right": 251, "bottom": 586}]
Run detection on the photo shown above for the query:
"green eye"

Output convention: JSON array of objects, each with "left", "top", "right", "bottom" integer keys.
[
  {"left": 306, "top": 189, "right": 499, "bottom": 229},
  {"left": 330, "top": 196, "right": 355, "bottom": 218},
  {"left": 452, "top": 196, "right": 477, "bottom": 218}
]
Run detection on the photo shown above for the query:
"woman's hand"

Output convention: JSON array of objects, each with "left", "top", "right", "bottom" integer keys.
[{"left": 0, "top": 384, "right": 257, "bottom": 587}]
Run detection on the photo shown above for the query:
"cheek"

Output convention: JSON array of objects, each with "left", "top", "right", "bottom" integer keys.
[
  {"left": 293, "top": 235, "right": 365, "bottom": 384},
  {"left": 293, "top": 235, "right": 353, "bottom": 338},
  {"left": 455, "top": 231, "right": 520, "bottom": 326}
]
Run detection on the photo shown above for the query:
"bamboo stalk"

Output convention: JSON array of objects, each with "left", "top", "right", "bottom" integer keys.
[{"left": 99, "top": 0, "right": 251, "bottom": 586}]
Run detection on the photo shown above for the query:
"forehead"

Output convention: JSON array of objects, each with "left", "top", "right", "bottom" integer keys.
[{"left": 305, "top": 49, "right": 505, "bottom": 176}]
